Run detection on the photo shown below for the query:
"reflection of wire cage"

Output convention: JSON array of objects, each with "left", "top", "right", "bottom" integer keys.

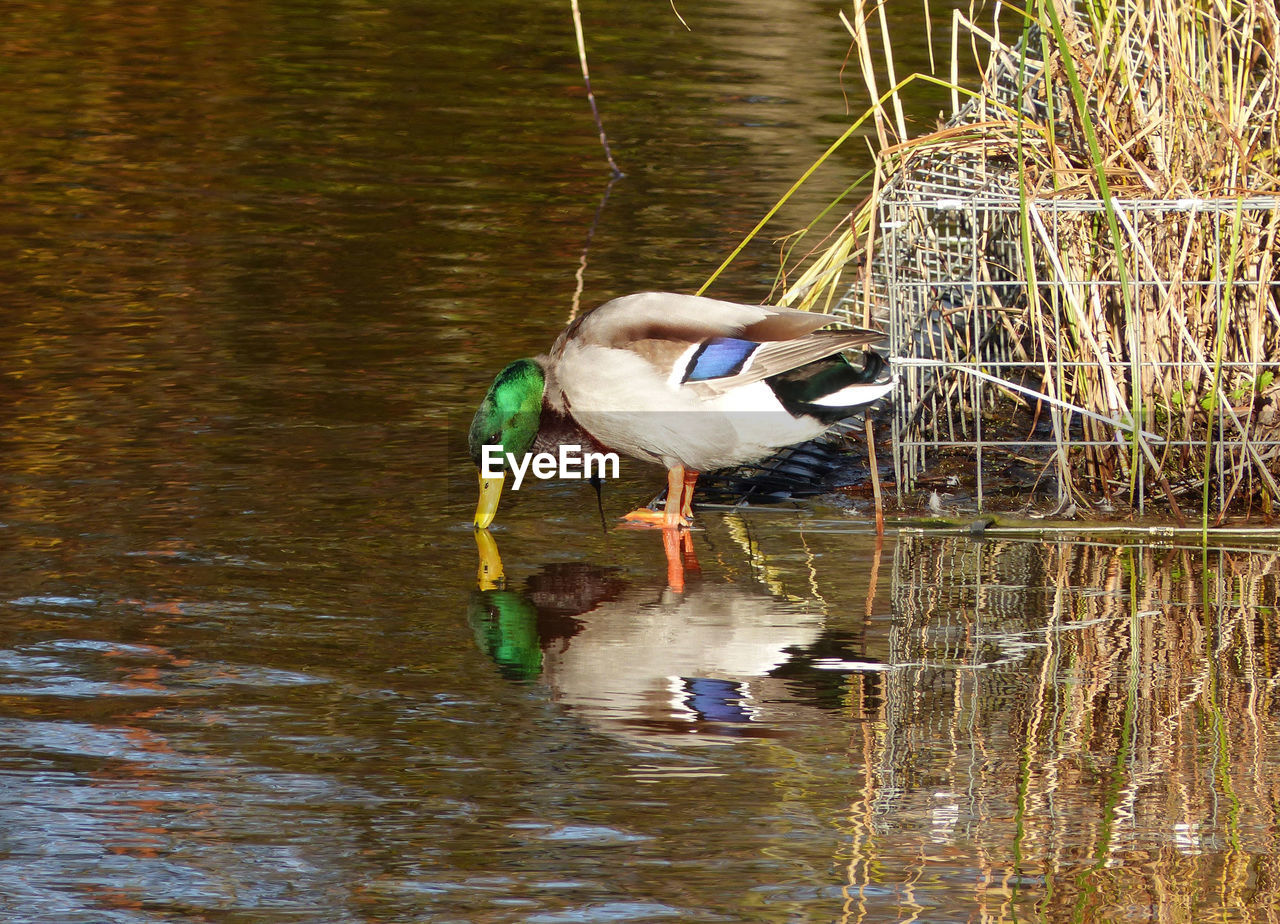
[
  {"left": 868, "top": 536, "right": 1045, "bottom": 818},
  {"left": 833, "top": 533, "right": 1280, "bottom": 918},
  {"left": 834, "top": 34, "right": 1280, "bottom": 516}
]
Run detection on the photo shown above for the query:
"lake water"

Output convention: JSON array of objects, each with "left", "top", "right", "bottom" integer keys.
[{"left": 2, "top": 1, "right": 1279, "bottom": 921}]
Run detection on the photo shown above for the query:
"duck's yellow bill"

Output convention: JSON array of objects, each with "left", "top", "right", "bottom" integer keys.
[{"left": 474, "top": 472, "right": 505, "bottom": 529}]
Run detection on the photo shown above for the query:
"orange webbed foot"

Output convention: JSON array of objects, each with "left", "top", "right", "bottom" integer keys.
[
  {"left": 619, "top": 465, "right": 698, "bottom": 530},
  {"left": 620, "top": 507, "right": 691, "bottom": 529}
]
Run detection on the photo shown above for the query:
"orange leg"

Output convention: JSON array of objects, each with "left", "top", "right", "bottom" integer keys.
[
  {"left": 680, "top": 469, "right": 699, "bottom": 521},
  {"left": 663, "top": 464, "right": 688, "bottom": 530}
]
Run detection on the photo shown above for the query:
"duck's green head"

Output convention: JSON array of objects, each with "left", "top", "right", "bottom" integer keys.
[{"left": 468, "top": 358, "right": 545, "bottom": 529}]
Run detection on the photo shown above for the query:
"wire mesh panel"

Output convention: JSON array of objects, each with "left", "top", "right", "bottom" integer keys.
[
  {"left": 871, "top": 182, "right": 1280, "bottom": 514},
  {"left": 873, "top": 177, "right": 1026, "bottom": 509},
  {"left": 837, "top": 27, "right": 1280, "bottom": 517}
]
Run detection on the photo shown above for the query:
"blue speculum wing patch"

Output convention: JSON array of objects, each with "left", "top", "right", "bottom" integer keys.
[{"left": 681, "top": 337, "right": 758, "bottom": 383}]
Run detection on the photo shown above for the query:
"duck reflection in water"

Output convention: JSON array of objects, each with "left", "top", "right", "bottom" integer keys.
[{"left": 470, "top": 530, "right": 840, "bottom": 744}]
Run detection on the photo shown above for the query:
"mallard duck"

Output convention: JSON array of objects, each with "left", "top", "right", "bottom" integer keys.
[{"left": 468, "top": 292, "right": 895, "bottom": 529}]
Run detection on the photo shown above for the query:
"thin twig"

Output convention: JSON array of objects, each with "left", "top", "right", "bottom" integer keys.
[{"left": 569, "top": 0, "right": 623, "bottom": 177}]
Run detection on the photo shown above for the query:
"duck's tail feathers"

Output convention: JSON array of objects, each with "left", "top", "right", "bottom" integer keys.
[{"left": 767, "top": 350, "right": 896, "bottom": 423}]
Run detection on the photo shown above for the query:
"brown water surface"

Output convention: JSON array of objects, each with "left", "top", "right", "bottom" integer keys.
[{"left": 2, "top": 1, "right": 1278, "bottom": 922}]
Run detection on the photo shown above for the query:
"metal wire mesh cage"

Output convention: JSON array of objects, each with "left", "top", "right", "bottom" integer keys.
[{"left": 838, "top": 29, "right": 1280, "bottom": 517}]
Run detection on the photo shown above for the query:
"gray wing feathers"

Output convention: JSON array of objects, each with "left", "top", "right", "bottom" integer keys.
[
  {"left": 563, "top": 292, "right": 839, "bottom": 348},
  {"left": 554, "top": 291, "right": 885, "bottom": 390}
]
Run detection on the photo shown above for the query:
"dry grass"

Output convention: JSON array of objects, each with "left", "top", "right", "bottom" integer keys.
[{"left": 774, "top": 0, "right": 1280, "bottom": 522}]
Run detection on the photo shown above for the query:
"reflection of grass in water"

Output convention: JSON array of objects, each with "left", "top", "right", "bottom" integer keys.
[{"left": 833, "top": 535, "right": 1280, "bottom": 920}]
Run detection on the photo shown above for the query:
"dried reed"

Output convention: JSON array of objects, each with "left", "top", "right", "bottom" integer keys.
[{"left": 779, "top": 0, "right": 1280, "bottom": 521}]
